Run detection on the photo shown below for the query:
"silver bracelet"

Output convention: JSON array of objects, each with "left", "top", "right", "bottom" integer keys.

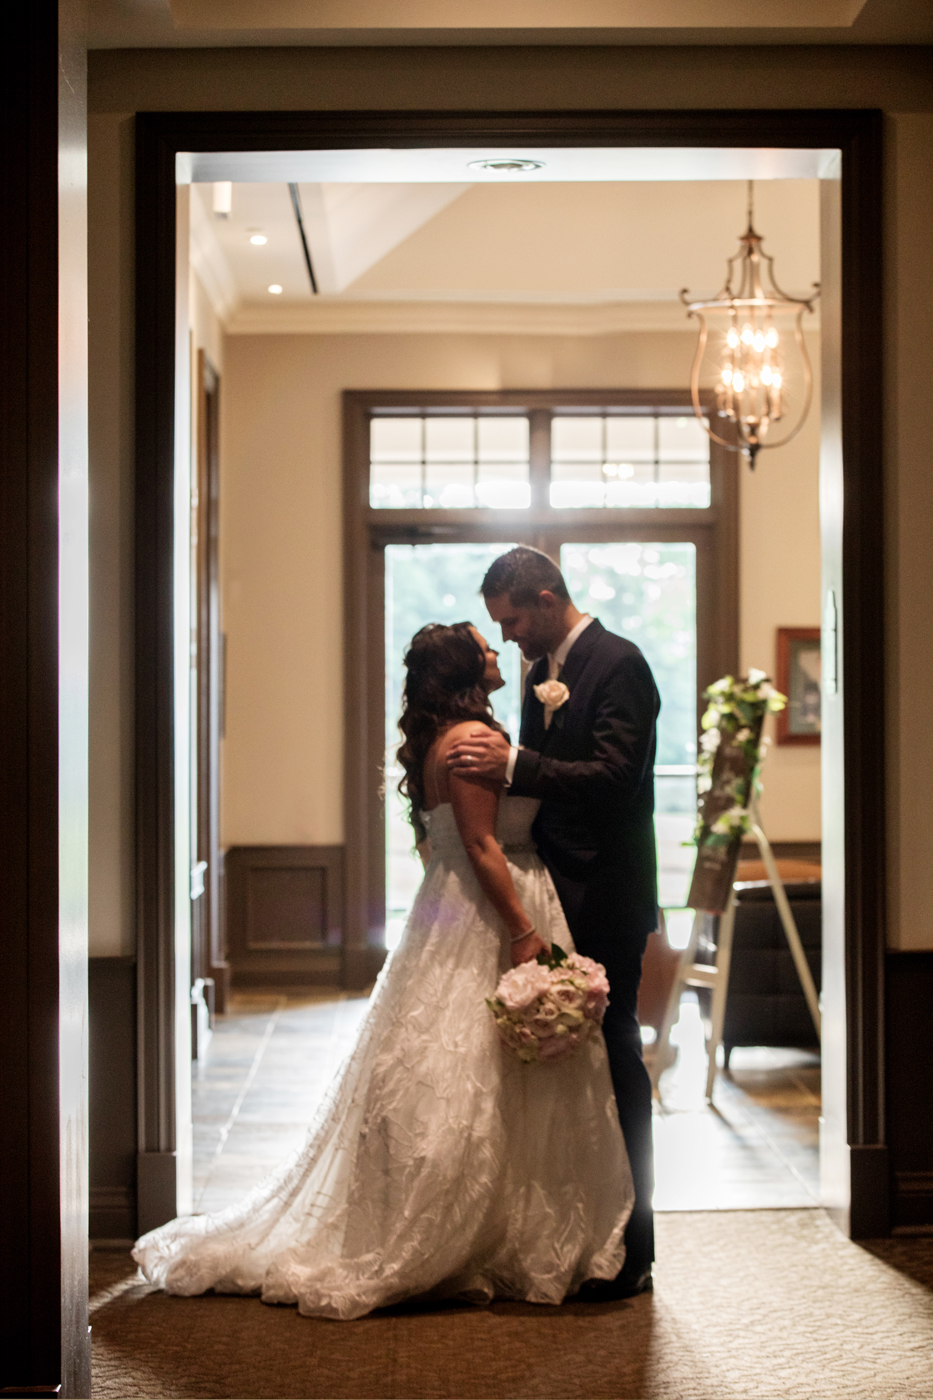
[{"left": 510, "top": 926, "right": 536, "bottom": 944}]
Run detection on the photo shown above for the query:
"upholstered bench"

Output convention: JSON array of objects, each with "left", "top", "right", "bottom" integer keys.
[{"left": 703, "top": 862, "right": 822, "bottom": 1067}]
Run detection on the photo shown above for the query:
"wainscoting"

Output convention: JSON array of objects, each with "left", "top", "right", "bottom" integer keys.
[
  {"left": 224, "top": 846, "right": 344, "bottom": 988},
  {"left": 886, "top": 950, "right": 933, "bottom": 1231},
  {"left": 89, "top": 957, "right": 137, "bottom": 1242}
]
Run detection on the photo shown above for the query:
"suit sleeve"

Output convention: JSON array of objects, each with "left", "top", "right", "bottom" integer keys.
[{"left": 509, "top": 650, "right": 658, "bottom": 806}]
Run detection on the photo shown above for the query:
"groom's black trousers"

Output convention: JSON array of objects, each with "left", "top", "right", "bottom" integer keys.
[{"left": 548, "top": 863, "right": 655, "bottom": 1273}]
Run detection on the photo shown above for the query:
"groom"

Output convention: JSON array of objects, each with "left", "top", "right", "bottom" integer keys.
[{"left": 448, "top": 545, "right": 660, "bottom": 1298}]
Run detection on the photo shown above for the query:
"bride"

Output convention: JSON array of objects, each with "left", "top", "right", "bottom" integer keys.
[{"left": 133, "top": 621, "right": 634, "bottom": 1320}]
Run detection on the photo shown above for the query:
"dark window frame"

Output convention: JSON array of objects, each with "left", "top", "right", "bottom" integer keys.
[{"left": 344, "top": 385, "right": 739, "bottom": 977}]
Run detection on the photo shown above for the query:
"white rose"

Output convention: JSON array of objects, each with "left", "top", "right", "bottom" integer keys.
[
  {"left": 533, "top": 680, "right": 570, "bottom": 711},
  {"left": 747, "top": 667, "right": 767, "bottom": 685}
]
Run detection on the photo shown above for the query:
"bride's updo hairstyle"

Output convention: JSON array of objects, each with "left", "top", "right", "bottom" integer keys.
[{"left": 397, "top": 622, "right": 503, "bottom": 835}]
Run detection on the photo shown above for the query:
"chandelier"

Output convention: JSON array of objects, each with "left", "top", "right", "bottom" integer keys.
[{"left": 680, "top": 182, "right": 820, "bottom": 468}]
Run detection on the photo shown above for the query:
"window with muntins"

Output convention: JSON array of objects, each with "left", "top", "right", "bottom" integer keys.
[{"left": 368, "top": 408, "right": 710, "bottom": 511}]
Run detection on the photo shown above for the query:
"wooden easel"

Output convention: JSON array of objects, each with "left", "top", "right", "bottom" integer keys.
[{"left": 651, "top": 796, "right": 821, "bottom": 1102}]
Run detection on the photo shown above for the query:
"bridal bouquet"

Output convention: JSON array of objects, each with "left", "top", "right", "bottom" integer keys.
[{"left": 487, "top": 946, "right": 609, "bottom": 1064}]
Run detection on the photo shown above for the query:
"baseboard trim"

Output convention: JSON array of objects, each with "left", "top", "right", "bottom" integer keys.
[
  {"left": 849, "top": 1144, "right": 891, "bottom": 1239},
  {"left": 343, "top": 946, "right": 387, "bottom": 991},
  {"left": 892, "top": 1170, "right": 933, "bottom": 1231},
  {"left": 136, "top": 1151, "right": 177, "bottom": 1236},
  {"left": 89, "top": 1186, "right": 136, "bottom": 1242}
]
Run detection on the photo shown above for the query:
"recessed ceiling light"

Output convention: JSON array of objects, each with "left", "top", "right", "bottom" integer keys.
[
  {"left": 268, "top": 284, "right": 283, "bottom": 295},
  {"left": 250, "top": 234, "right": 267, "bottom": 245},
  {"left": 467, "top": 159, "right": 545, "bottom": 174}
]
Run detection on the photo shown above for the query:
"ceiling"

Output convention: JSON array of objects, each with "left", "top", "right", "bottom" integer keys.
[
  {"left": 89, "top": 0, "right": 933, "bottom": 46},
  {"left": 193, "top": 177, "right": 821, "bottom": 336}
]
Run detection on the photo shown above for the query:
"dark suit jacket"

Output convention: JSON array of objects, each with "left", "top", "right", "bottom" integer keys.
[{"left": 509, "top": 619, "right": 661, "bottom": 936}]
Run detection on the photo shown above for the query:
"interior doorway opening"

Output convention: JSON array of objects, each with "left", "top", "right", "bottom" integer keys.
[{"left": 126, "top": 110, "right": 891, "bottom": 1243}]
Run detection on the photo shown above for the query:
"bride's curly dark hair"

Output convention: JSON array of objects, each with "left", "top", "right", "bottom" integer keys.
[{"left": 397, "top": 622, "right": 504, "bottom": 839}]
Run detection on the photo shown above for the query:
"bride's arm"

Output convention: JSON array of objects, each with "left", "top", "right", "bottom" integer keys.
[{"left": 448, "top": 766, "right": 547, "bottom": 967}]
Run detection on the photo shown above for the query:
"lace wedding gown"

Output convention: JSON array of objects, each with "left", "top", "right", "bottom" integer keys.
[{"left": 133, "top": 796, "right": 634, "bottom": 1320}]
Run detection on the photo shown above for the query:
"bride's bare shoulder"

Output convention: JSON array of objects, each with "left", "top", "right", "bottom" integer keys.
[{"left": 433, "top": 721, "right": 488, "bottom": 758}]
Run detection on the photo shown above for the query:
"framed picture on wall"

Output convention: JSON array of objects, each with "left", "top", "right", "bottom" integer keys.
[{"left": 776, "top": 627, "right": 822, "bottom": 745}]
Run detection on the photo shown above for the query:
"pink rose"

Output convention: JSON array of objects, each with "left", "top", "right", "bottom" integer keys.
[
  {"left": 583, "top": 988, "right": 609, "bottom": 1022},
  {"left": 552, "top": 982, "right": 585, "bottom": 1012},
  {"left": 497, "top": 962, "right": 552, "bottom": 1012},
  {"left": 567, "top": 952, "right": 607, "bottom": 983}
]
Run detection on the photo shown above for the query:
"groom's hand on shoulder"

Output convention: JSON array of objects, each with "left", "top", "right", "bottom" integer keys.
[{"left": 447, "top": 728, "right": 511, "bottom": 783}]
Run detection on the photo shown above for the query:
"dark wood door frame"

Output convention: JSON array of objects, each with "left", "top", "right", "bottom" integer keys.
[
  {"left": 135, "top": 108, "right": 884, "bottom": 1235},
  {"left": 1, "top": 0, "right": 91, "bottom": 1391},
  {"left": 193, "top": 350, "right": 229, "bottom": 1016}
]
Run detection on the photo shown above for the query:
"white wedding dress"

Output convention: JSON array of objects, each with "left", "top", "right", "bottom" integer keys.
[{"left": 133, "top": 796, "right": 634, "bottom": 1320}]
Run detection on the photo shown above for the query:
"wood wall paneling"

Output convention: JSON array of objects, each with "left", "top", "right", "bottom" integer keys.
[
  {"left": 886, "top": 952, "right": 933, "bottom": 1231},
  {"left": 225, "top": 846, "right": 344, "bottom": 987},
  {"left": 89, "top": 959, "right": 137, "bottom": 1242}
]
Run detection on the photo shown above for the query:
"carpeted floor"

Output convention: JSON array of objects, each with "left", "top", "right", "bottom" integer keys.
[{"left": 90, "top": 1210, "right": 933, "bottom": 1399}]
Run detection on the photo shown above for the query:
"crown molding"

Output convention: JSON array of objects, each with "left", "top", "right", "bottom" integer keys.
[{"left": 225, "top": 296, "right": 706, "bottom": 335}]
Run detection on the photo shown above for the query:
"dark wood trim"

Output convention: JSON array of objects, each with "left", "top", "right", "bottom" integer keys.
[
  {"left": 0, "top": 1, "right": 90, "bottom": 1393},
  {"left": 134, "top": 114, "right": 184, "bottom": 1233},
  {"left": 89, "top": 958, "right": 137, "bottom": 1243},
  {"left": 840, "top": 112, "right": 886, "bottom": 1176},
  {"left": 194, "top": 351, "right": 229, "bottom": 1011},
  {"left": 885, "top": 951, "right": 933, "bottom": 1231},
  {"left": 135, "top": 105, "right": 885, "bottom": 1235},
  {"left": 0, "top": 2, "right": 63, "bottom": 1383},
  {"left": 225, "top": 846, "right": 344, "bottom": 988},
  {"left": 346, "top": 386, "right": 738, "bottom": 953}
]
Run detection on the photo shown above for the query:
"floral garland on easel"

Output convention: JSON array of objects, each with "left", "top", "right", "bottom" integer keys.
[{"left": 694, "top": 669, "right": 787, "bottom": 846}]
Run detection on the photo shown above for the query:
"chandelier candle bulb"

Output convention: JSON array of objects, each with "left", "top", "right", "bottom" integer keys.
[{"left": 680, "top": 180, "right": 819, "bottom": 467}]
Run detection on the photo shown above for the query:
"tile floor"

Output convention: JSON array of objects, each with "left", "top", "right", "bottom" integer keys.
[
  {"left": 653, "top": 993, "right": 820, "bottom": 1210},
  {"left": 191, "top": 988, "right": 820, "bottom": 1216}
]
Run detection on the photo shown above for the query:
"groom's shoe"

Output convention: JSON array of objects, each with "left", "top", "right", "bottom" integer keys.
[{"left": 579, "top": 1265, "right": 653, "bottom": 1302}]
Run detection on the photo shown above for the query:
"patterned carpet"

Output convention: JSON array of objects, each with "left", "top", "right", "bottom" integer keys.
[{"left": 90, "top": 1210, "right": 933, "bottom": 1399}]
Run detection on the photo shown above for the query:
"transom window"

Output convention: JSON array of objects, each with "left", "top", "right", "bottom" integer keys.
[
  {"left": 370, "top": 414, "right": 530, "bottom": 509},
  {"left": 551, "top": 413, "right": 710, "bottom": 509},
  {"left": 346, "top": 387, "right": 737, "bottom": 969},
  {"left": 369, "top": 408, "right": 710, "bottom": 512}
]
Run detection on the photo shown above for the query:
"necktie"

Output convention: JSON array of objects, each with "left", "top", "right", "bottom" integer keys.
[{"left": 543, "top": 654, "right": 561, "bottom": 730}]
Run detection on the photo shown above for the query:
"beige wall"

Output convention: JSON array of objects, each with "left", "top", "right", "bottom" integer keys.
[
  {"left": 220, "top": 327, "right": 821, "bottom": 849},
  {"left": 86, "top": 44, "right": 933, "bottom": 952},
  {"left": 741, "top": 354, "right": 823, "bottom": 841}
]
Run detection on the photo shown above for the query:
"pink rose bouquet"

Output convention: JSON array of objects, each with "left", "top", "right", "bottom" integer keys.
[{"left": 486, "top": 944, "right": 610, "bottom": 1064}]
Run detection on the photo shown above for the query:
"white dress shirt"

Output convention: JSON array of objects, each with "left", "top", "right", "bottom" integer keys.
[{"left": 504, "top": 614, "right": 593, "bottom": 786}]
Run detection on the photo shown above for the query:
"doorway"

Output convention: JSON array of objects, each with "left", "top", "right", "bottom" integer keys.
[
  {"left": 352, "top": 388, "right": 737, "bottom": 963},
  {"left": 133, "top": 111, "right": 885, "bottom": 1240}
]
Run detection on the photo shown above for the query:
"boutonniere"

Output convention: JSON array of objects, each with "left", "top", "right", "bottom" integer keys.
[{"left": 533, "top": 680, "right": 570, "bottom": 714}]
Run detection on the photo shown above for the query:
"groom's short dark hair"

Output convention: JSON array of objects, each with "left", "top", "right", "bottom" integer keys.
[{"left": 481, "top": 546, "right": 570, "bottom": 606}]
